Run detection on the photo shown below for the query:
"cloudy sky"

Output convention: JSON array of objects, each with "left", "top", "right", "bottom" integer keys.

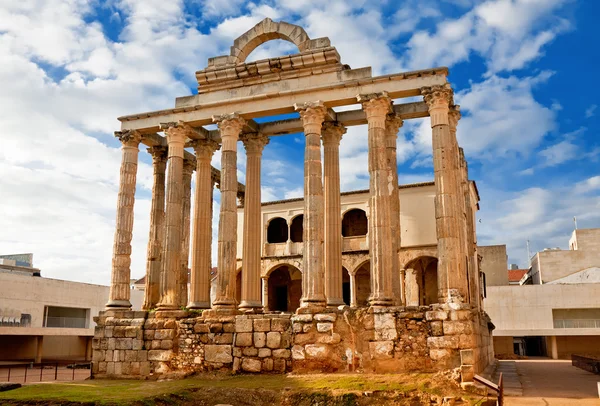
[{"left": 1, "top": 0, "right": 598, "bottom": 285}]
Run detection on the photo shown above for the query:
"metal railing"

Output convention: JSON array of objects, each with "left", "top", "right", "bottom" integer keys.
[
  {"left": 553, "top": 319, "right": 600, "bottom": 329},
  {"left": 0, "top": 362, "right": 91, "bottom": 383},
  {"left": 45, "top": 316, "right": 88, "bottom": 328}
]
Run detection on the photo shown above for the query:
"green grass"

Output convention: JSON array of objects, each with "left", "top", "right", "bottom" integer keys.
[{"left": 0, "top": 373, "right": 453, "bottom": 405}]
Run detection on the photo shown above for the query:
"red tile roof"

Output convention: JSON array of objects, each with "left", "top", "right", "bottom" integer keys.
[{"left": 508, "top": 269, "right": 528, "bottom": 283}]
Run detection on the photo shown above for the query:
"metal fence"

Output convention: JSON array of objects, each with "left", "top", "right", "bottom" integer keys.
[
  {"left": 0, "top": 362, "right": 91, "bottom": 383},
  {"left": 553, "top": 319, "right": 600, "bottom": 329}
]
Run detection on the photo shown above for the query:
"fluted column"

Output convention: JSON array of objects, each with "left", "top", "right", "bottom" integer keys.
[
  {"left": 358, "top": 92, "right": 394, "bottom": 306},
  {"left": 405, "top": 268, "right": 419, "bottom": 306},
  {"left": 156, "top": 122, "right": 187, "bottom": 310},
  {"left": 399, "top": 268, "right": 406, "bottom": 306},
  {"left": 239, "top": 133, "right": 269, "bottom": 312},
  {"left": 422, "top": 84, "right": 468, "bottom": 302},
  {"left": 386, "top": 114, "right": 404, "bottom": 306},
  {"left": 261, "top": 276, "right": 269, "bottom": 311},
  {"left": 143, "top": 146, "right": 167, "bottom": 310},
  {"left": 321, "top": 122, "right": 345, "bottom": 307},
  {"left": 178, "top": 158, "right": 194, "bottom": 307},
  {"left": 107, "top": 130, "right": 142, "bottom": 309},
  {"left": 188, "top": 139, "right": 220, "bottom": 309},
  {"left": 212, "top": 113, "right": 246, "bottom": 311},
  {"left": 349, "top": 272, "right": 357, "bottom": 308},
  {"left": 294, "top": 101, "right": 328, "bottom": 310}
]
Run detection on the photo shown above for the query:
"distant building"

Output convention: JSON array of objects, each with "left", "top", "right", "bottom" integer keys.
[
  {"left": 481, "top": 229, "right": 600, "bottom": 359},
  {"left": 0, "top": 255, "right": 144, "bottom": 362}
]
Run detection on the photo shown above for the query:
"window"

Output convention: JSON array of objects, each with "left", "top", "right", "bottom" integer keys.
[
  {"left": 266, "top": 218, "right": 288, "bottom": 243},
  {"left": 44, "top": 306, "right": 89, "bottom": 328},
  {"left": 342, "top": 209, "right": 368, "bottom": 237}
]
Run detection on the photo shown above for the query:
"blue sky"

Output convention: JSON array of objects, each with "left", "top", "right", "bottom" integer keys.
[{"left": 0, "top": 0, "right": 598, "bottom": 284}]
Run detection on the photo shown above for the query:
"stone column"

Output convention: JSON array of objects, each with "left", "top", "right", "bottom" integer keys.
[
  {"left": 239, "top": 133, "right": 269, "bottom": 312},
  {"left": 322, "top": 122, "right": 346, "bottom": 307},
  {"left": 35, "top": 336, "right": 44, "bottom": 363},
  {"left": 349, "top": 272, "right": 357, "bottom": 308},
  {"left": 143, "top": 146, "right": 167, "bottom": 310},
  {"left": 399, "top": 268, "right": 406, "bottom": 306},
  {"left": 262, "top": 276, "right": 269, "bottom": 311},
  {"left": 212, "top": 113, "right": 246, "bottom": 311},
  {"left": 178, "top": 158, "right": 194, "bottom": 307},
  {"left": 294, "top": 101, "right": 328, "bottom": 311},
  {"left": 188, "top": 139, "right": 220, "bottom": 309},
  {"left": 549, "top": 336, "right": 558, "bottom": 359},
  {"left": 156, "top": 122, "right": 187, "bottom": 310},
  {"left": 422, "top": 84, "right": 468, "bottom": 303},
  {"left": 357, "top": 92, "right": 394, "bottom": 306},
  {"left": 107, "top": 130, "right": 142, "bottom": 309},
  {"left": 386, "top": 114, "right": 404, "bottom": 306},
  {"left": 405, "top": 268, "right": 419, "bottom": 307}
]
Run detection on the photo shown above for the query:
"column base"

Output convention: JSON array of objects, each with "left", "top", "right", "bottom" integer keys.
[
  {"left": 326, "top": 298, "right": 345, "bottom": 308},
  {"left": 156, "top": 302, "right": 179, "bottom": 311},
  {"left": 105, "top": 299, "right": 132, "bottom": 309},
  {"left": 187, "top": 301, "right": 211, "bottom": 310},
  {"left": 238, "top": 300, "right": 263, "bottom": 313},
  {"left": 297, "top": 302, "right": 327, "bottom": 314},
  {"left": 203, "top": 308, "right": 241, "bottom": 317},
  {"left": 368, "top": 297, "right": 394, "bottom": 307}
]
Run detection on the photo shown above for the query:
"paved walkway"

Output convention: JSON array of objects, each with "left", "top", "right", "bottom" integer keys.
[{"left": 501, "top": 359, "right": 600, "bottom": 405}]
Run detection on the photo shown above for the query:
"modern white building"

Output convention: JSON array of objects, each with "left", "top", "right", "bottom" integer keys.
[
  {"left": 483, "top": 229, "right": 600, "bottom": 359},
  {"left": 0, "top": 257, "right": 143, "bottom": 362}
]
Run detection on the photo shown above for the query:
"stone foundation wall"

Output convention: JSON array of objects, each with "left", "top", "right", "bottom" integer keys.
[{"left": 92, "top": 305, "right": 494, "bottom": 381}]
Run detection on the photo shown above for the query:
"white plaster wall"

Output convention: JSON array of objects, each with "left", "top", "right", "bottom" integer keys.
[
  {"left": 485, "top": 284, "right": 600, "bottom": 336},
  {"left": 478, "top": 245, "right": 508, "bottom": 287},
  {"left": 0, "top": 273, "right": 144, "bottom": 329}
]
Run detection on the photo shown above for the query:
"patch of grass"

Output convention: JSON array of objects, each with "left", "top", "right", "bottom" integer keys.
[{"left": 0, "top": 372, "right": 458, "bottom": 405}]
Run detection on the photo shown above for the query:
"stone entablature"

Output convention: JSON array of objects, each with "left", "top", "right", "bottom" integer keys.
[{"left": 92, "top": 304, "right": 493, "bottom": 381}]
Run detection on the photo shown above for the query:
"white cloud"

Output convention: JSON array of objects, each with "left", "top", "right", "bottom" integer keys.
[{"left": 585, "top": 104, "right": 597, "bottom": 118}]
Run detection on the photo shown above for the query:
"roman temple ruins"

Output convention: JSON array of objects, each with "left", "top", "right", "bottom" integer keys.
[{"left": 93, "top": 18, "right": 494, "bottom": 383}]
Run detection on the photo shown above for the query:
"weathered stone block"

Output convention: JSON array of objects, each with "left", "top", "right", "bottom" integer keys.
[
  {"left": 113, "top": 326, "right": 126, "bottom": 338},
  {"left": 233, "top": 347, "right": 243, "bottom": 357},
  {"left": 148, "top": 350, "right": 173, "bottom": 361},
  {"left": 115, "top": 338, "right": 133, "bottom": 350},
  {"left": 154, "top": 329, "right": 175, "bottom": 340},
  {"left": 273, "top": 358, "right": 286, "bottom": 372},
  {"left": 215, "top": 333, "right": 233, "bottom": 344},
  {"left": 427, "top": 336, "right": 459, "bottom": 349},
  {"left": 314, "top": 313, "right": 336, "bottom": 322},
  {"left": 236, "top": 318, "right": 253, "bottom": 332},
  {"left": 266, "top": 332, "right": 281, "bottom": 348},
  {"left": 425, "top": 311, "right": 449, "bottom": 321},
  {"left": 258, "top": 348, "right": 271, "bottom": 358},
  {"left": 236, "top": 332, "right": 253, "bottom": 347},
  {"left": 374, "top": 313, "right": 395, "bottom": 329},
  {"left": 460, "top": 349, "right": 474, "bottom": 365},
  {"left": 160, "top": 340, "right": 173, "bottom": 350},
  {"left": 292, "top": 323, "right": 303, "bottom": 333},
  {"left": 262, "top": 358, "right": 274, "bottom": 371},
  {"left": 461, "top": 364, "right": 474, "bottom": 382},
  {"left": 450, "top": 310, "right": 473, "bottom": 321},
  {"left": 369, "top": 341, "right": 394, "bottom": 360},
  {"left": 137, "top": 350, "right": 148, "bottom": 362},
  {"left": 305, "top": 344, "right": 328, "bottom": 358},
  {"left": 125, "top": 326, "right": 138, "bottom": 338},
  {"left": 243, "top": 347, "right": 259, "bottom": 357},
  {"left": 106, "top": 362, "right": 114, "bottom": 375},
  {"left": 271, "top": 318, "right": 291, "bottom": 332},
  {"left": 242, "top": 358, "right": 262, "bottom": 372},
  {"left": 374, "top": 328, "right": 397, "bottom": 340},
  {"left": 291, "top": 314, "right": 313, "bottom": 323},
  {"left": 132, "top": 339, "right": 144, "bottom": 350},
  {"left": 253, "top": 318, "right": 270, "bottom": 332},
  {"left": 430, "top": 321, "right": 443, "bottom": 336},
  {"left": 124, "top": 350, "right": 137, "bottom": 362},
  {"left": 223, "top": 323, "right": 235, "bottom": 333},
  {"left": 429, "top": 348, "right": 452, "bottom": 361},
  {"left": 204, "top": 345, "right": 232, "bottom": 363},
  {"left": 209, "top": 323, "right": 223, "bottom": 333},
  {"left": 253, "top": 332, "right": 266, "bottom": 348},
  {"left": 294, "top": 333, "right": 315, "bottom": 345},
  {"left": 316, "top": 322, "right": 333, "bottom": 333},
  {"left": 443, "top": 321, "right": 473, "bottom": 336},
  {"left": 316, "top": 333, "right": 341, "bottom": 344},
  {"left": 140, "top": 361, "right": 151, "bottom": 376},
  {"left": 302, "top": 323, "right": 314, "bottom": 333},
  {"left": 291, "top": 345, "right": 305, "bottom": 360},
  {"left": 458, "top": 334, "right": 476, "bottom": 349},
  {"left": 272, "top": 349, "right": 290, "bottom": 359},
  {"left": 194, "top": 323, "right": 210, "bottom": 333}
]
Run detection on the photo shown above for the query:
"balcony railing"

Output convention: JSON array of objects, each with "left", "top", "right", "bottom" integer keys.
[
  {"left": 553, "top": 319, "right": 600, "bottom": 329},
  {"left": 45, "top": 316, "right": 88, "bottom": 329}
]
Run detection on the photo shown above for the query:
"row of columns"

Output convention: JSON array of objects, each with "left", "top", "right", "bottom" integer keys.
[{"left": 107, "top": 84, "right": 469, "bottom": 312}]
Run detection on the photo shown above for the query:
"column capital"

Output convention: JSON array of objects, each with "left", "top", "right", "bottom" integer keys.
[
  {"left": 160, "top": 121, "right": 191, "bottom": 152},
  {"left": 321, "top": 122, "right": 346, "bottom": 145},
  {"left": 190, "top": 139, "right": 220, "bottom": 161},
  {"left": 213, "top": 113, "right": 246, "bottom": 137},
  {"left": 114, "top": 130, "right": 142, "bottom": 147},
  {"left": 385, "top": 113, "right": 404, "bottom": 147},
  {"left": 294, "top": 101, "right": 327, "bottom": 134},
  {"left": 241, "top": 133, "right": 269, "bottom": 156},
  {"left": 147, "top": 146, "right": 167, "bottom": 164},
  {"left": 357, "top": 92, "right": 392, "bottom": 121},
  {"left": 449, "top": 105, "right": 461, "bottom": 129},
  {"left": 422, "top": 84, "right": 453, "bottom": 127}
]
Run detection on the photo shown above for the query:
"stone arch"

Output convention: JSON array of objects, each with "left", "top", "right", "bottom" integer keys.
[
  {"left": 342, "top": 252, "right": 370, "bottom": 276},
  {"left": 230, "top": 18, "right": 311, "bottom": 64},
  {"left": 262, "top": 257, "right": 303, "bottom": 278},
  {"left": 398, "top": 246, "right": 438, "bottom": 271},
  {"left": 404, "top": 256, "right": 438, "bottom": 306},
  {"left": 265, "top": 262, "right": 303, "bottom": 312},
  {"left": 266, "top": 217, "right": 288, "bottom": 243},
  {"left": 342, "top": 208, "right": 368, "bottom": 237},
  {"left": 289, "top": 214, "right": 303, "bottom": 243}
]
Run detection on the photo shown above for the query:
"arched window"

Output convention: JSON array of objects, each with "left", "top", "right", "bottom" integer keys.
[
  {"left": 290, "top": 215, "right": 303, "bottom": 243},
  {"left": 267, "top": 217, "right": 288, "bottom": 243},
  {"left": 342, "top": 209, "right": 368, "bottom": 237}
]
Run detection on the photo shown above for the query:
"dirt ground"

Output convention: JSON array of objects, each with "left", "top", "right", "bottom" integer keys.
[{"left": 505, "top": 359, "right": 600, "bottom": 406}]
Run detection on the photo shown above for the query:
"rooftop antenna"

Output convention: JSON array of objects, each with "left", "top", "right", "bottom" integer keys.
[
  {"left": 573, "top": 216, "right": 578, "bottom": 230},
  {"left": 526, "top": 240, "right": 532, "bottom": 267}
]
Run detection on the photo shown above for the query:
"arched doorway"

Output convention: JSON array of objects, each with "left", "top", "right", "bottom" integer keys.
[
  {"left": 267, "top": 265, "right": 302, "bottom": 312},
  {"left": 342, "top": 267, "right": 351, "bottom": 305},
  {"left": 289, "top": 215, "right": 303, "bottom": 243},
  {"left": 404, "top": 256, "right": 438, "bottom": 306},
  {"left": 342, "top": 209, "right": 368, "bottom": 237},
  {"left": 355, "top": 261, "right": 371, "bottom": 307},
  {"left": 267, "top": 217, "right": 288, "bottom": 243}
]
